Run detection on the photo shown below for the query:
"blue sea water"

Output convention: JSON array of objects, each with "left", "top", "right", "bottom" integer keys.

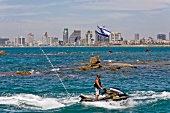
[{"left": 0, "top": 47, "right": 170, "bottom": 113}]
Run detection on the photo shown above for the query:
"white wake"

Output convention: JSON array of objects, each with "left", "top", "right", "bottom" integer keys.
[
  {"left": 82, "top": 91, "right": 170, "bottom": 109},
  {"left": 0, "top": 93, "right": 79, "bottom": 110}
]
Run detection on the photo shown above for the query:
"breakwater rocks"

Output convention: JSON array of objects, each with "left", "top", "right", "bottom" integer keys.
[
  {"left": 77, "top": 56, "right": 103, "bottom": 71},
  {"left": 77, "top": 56, "right": 137, "bottom": 71},
  {"left": 15, "top": 70, "right": 31, "bottom": 76},
  {"left": 0, "top": 50, "right": 6, "bottom": 56},
  {"left": 0, "top": 70, "right": 31, "bottom": 76}
]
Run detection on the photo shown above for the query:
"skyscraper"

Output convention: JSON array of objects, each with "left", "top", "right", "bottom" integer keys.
[
  {"left": 63, "top": 28, "right": 68, "bottom": 44},
  {"left": 0, "top": 38, "right": 9, "bottom": 46},
  {"left": 157, "top": 34, "right": 166, "bottom": 40},
  {"left": 95, "top": 30, "right": 109, "bottom": 43},
  {"left": 111, "top": 32, "right": 121, "bottom": 41},
  {"left": 14, "top": 36, "right": 25, "bottom": 46},
  {"left": 69, "top": 30, "right": 81, "bottom": 44},
  {"left": 85, "top": 31, "right": 93, "bottom": 45},
  {"left": 134, "top": 33, "right": 140, "bottom": 44},
  {"left": 27, "top": 33, "right": 34, "bottom": 46},
  {"left": 135, "top": 33, "right": 139, "bottom": 40},
  {"left": 42, "top": 32, "right": 48, "bottom": 45}
]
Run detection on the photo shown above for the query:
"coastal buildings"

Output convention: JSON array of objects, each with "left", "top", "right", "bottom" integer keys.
[
  {"left": 27, "top": 33, "right": 34, "bottom": 46},
  {"left": 42, "top": 32, "right": 48, "bottom": 46},
  {"left": 69, "top": 30, "right": 81, "bottom": 45},
  {"left": 0, "top": 37, "right": 9, "bottom": 46},
  {"left": 157, "top": 34, "right": 166, "bottom": 40},
  {"left": 135, "top": 33, "right": 139, "bottom": 40},
  {"left": 41, "top": 32, "right": 60, "bottom": 46},
  {"left": 1, "top": 26, "right": 170, "bottom": 47},
  {"left": 135, "top": 33, "right": 140, "bottom": 44},
  {"left": 110, "top": 32, "right": 122, "bottom": 45},
  {"left": 95, "top": 30, "right": 109, "bottom": 44},
  {"left": 14, "top": 36, "right": 26, "bottom": 46},
  {"left": 63, "top": 28, "right": 68, "bottom": 45},
  {"left": 85, "top": 31, "right": 93, "bottom": 46},
  {"left": 49, "top": 37, "right": 59, "bottom": 46}
]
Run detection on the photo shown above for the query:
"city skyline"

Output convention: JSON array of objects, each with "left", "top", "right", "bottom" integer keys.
[{"left": 0, "top": 0, "right": 170, "bottom": 40}]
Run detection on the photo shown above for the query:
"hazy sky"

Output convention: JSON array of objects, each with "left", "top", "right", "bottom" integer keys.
[{"left": 0, "top": 0, "right": 170, "bottom": 40}]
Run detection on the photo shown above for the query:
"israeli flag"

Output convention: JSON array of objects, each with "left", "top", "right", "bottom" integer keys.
[{"left": 97, "top": 26, "right": 111, "bottom": 38}]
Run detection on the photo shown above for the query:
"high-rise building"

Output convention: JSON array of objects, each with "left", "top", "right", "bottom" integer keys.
[
  {"left": 134, "top": 33, "right": 140, "bottom": 44},
  {"left": 111, "top": 32, "right": 121, "bottom": 41},
  {"left": 63, "top": 28, "right": 68, "bottom": 44},
  {"left": 169, "top": 32, "right": 170, "bottom": 40},
  {"left": 69, "top": 30, "right": 81, "bottom": 44},
  {"left": 53, "top": 37, "right": 59, "bottom": 46},
  {"left": 85, "top": 31, "right": 93, "bottom": 45},
  {"left": 27, "top": 33, "right": 34, "bottom": 46},
  {"left": 42, "top": 32, "right": 48, "bottom": 45},
  {"left": 14, "top": 36, "right": 25, "bottom": 46},
  {"left": 135, "top": 33, "right": 139, "bottom": 40},
  {"left": 0, "top": 38, "right": 9, "bottom": 46},
  {"left": 95, "top": 30, "right": 109, "bottom": 43},
  {"left": 157, "top": 34, "right": 166, "bottom": 40}
]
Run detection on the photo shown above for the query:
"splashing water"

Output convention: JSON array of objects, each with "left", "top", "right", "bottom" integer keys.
[
  {"left": 82, "top": 91, "right": 170, "bottom": 110},
  {"left": 0, "top": 94, "right": 80, "bottom": 110}
]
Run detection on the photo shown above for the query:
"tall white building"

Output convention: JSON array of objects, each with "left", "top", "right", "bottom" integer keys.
[
  {"left": 53, "top": 37, "right": 59, "bottom": 46},
  {"left": 42, "top": 32, "right": 48, "bottom": 46},
  {"left": 110, "top": 32, "right": 122, "bottom": 44},
  {"left": 63, "top": 28, "right": 68, "bottom": 44},
  {"left": 14, "top": 36, "right": 25, "bottom": 46},
  {"left": 95, "top": 30, "right": 109, "bottom": 44},
  {"left": 85, "top": 31, "right": 93, "bottom": 45},
  {"left": 135, "top": 33, "right": 140, "bottom": 44},
  {"left": 69, "top": 30, "right": 81, "bottom": 44},
  {"left": 27, "top": 33, "right": 34, "bottom": 46}
]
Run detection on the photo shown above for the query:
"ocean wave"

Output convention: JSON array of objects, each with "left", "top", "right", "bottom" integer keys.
[{"left": 0, "top": 93, "right": 79, "bottom": 110}]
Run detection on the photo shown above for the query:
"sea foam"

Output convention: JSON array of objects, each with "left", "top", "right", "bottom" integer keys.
[
  {"left": 0, "top": 93, "right": 79, "bottom": 110},
  {"left": 82, "top": 91, "right": 170, "bottom": 109}
]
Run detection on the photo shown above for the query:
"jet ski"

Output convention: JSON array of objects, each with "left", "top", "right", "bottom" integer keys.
[{"left": 79, "top": 88, "right": 129, "bottom": 102}]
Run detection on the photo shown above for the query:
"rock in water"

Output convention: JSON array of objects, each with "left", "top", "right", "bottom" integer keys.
[
  {"left": 77, "top": 56, "right": 103, "bottom": 71},
  {"left": 0, "top": 50, "right": 6, "bottom": 56},
  {"left": 88, "top": 56, "right": 102, "bottom": 68},
  {"left": 15, "top": 70, "right": 31, "bottom": 76},
  {"left": 77, "top": 56, "right": 137, "bottom": 71}
]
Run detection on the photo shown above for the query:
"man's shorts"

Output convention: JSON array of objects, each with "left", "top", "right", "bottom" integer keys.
[{"left": 95, "top": 88, "right": 100, "bottom": 95}]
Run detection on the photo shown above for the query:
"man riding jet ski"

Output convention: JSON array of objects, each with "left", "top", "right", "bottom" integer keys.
[
  {"left": 79, "top": 88, "right": 129, "bottom": 102},
  {"left": 80, "top": 74, "right": 128, "bottom": 102}
]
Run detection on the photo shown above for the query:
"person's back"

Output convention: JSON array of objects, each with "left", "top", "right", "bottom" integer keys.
[{"left": 94, "top": 74, "right": 104, "bottom": 101}]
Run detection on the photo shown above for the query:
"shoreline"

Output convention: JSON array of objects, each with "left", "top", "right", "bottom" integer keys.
[{"left": 1, "top": 45, "right": 170, "bottom": 48}]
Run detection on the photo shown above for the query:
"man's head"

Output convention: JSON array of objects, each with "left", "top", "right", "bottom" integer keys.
[{"left": 97, "top": 74, "right": 101, "bottom": 78}]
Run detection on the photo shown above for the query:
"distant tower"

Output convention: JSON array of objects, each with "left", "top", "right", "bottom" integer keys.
[
  {"left": 111, "top": 32, "right": 121, "bottom": 41},
  {"left": 134, "top": 33, "right": 140, "bottom": 44},
  {"left": 169, "top": 32, "right": 170, "bottom": 40},
  {"left": 27, "top": 33, "right": 34, "bottom": 46},
  {"left": 95, "top": 30, "right": 110, "bottom": 43},
  {"left": 63, "top": 28, "right": 68, "bottom": 44},
  {"left": 14, "top": 36, "right": 25, "bottom": 46},
  {"left": 69, "top": 30, "right": 81, "bottom": 44},
  {"left": 135, "top": 33, "right": 139, "bottom": 40},
  {"left": 42, "top": 32, "right": 48, "bottom": 45},
  {"left": 157, "top": 34, "right": 166, "bottom": 40},
  {"left": 85, "top": 31, "right": 93, "bottom": 45}
]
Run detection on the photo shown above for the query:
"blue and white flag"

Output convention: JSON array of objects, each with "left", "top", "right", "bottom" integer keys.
[{"left": 97, "top": 26, "right": 111, "bottom": 38}]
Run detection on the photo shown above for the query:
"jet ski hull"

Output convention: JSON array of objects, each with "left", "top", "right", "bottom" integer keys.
[{"left": 80, "top": 88, "right": 129, "bottom": 102}]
